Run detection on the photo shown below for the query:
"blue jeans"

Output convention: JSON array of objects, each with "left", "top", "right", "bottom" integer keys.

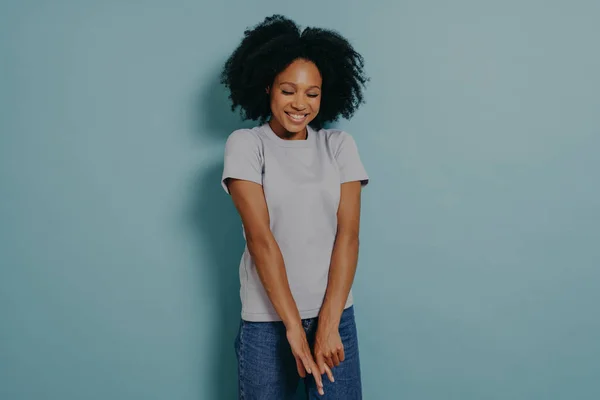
[{"left": 234, "top": 306, "right": 362, "bottom": 399}]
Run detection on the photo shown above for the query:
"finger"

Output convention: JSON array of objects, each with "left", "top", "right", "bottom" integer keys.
[
  {"left": 339, "top": 346, "right": 345, "bottom": 363},
  {"left": 309, "top": 358, "right": 324, "bottom": 395},
  {"left": 325, "top": 354, "right": 334, "bottom": 369},
  {"left": 295, "top": 356, "right": 307, "bottom": 378},
  {"left": 324, "top": 363, "right": 334, "bottom": 383},
  {"left": 300, "top": 355, "right": 312, "bottom": 375},
  {"left": 316, "top": 353, "right": 334, "bottom": 383},
  {"left": 315, "top": 353, "right": 326, "bottom": 375},
  {"left": 332, "top": 351, "right": 341, "bottom": 367}
]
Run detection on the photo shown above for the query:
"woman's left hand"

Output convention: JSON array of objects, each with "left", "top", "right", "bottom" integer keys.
[{"left": 314, "top": 325, "right": 344, "bottom": 382}]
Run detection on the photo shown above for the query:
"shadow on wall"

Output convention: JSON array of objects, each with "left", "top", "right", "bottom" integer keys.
[
  {"left": 190, "top": 161, "right": 241, "bottom": 400},
  {"left": 189, "top": 67, "right": 246, "bottom": 400},
  {"left": 190, "top": 65, "right": 308, "bottom": 400}
]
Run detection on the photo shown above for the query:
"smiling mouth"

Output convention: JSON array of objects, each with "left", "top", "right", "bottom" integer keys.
[{"left": 285, "top": 112, "right": 309, "bottom": 122}]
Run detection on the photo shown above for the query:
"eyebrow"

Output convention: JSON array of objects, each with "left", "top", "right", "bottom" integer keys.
[{"left": 279, "top": 82, "right": 321, "bottom": 90}]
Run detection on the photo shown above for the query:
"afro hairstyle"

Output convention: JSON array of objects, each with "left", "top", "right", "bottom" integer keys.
[{"left": 220, "top": 14, "right": 368, "bottom": 130}]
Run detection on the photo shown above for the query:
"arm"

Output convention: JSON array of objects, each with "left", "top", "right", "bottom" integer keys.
[
  {"left": 315, "top": 180, "right": 363, "bottom": 370},
  {"left": 321, "top": 180, "right": 363, "bottom": 324},
  {"left": 226, "top": 178, "right": 302, "bottom": 329},
  {"left": 226, "top": 178, "right": 326, "bottom": 393}
]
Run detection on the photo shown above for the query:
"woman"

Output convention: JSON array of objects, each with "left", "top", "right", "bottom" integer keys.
[{"left": 220, "top": 14, "right": 369, "bottom": 399}]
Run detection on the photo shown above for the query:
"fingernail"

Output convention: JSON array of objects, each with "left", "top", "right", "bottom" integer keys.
[{"left": 319, "top": 388, "right": 324, "bottom": 395}]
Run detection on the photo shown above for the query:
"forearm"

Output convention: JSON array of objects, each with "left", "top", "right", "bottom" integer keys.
[
  {"left": 247, "top": 234, "right": 302, "bottom": 329},
  {"left": 319, "top": 232, "right": 359, "bottom": 328}
]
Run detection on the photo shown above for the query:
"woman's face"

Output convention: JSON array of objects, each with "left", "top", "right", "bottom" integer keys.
[{"left": 268, "top": 58, "right": 322, "bottom": 138}]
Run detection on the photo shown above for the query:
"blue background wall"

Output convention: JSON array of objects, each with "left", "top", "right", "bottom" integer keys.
[{"left": 1, "top": 1, "right": 599, "bottom": 399}]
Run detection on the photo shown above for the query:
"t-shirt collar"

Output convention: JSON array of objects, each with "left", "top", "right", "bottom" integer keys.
[{"left": 262, "top": 122, "right": 316, "bottom": 148}]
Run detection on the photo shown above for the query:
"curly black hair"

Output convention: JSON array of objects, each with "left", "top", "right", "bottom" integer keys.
[{"left": 220, "top": 15, "right": 368, "bottom": 130}]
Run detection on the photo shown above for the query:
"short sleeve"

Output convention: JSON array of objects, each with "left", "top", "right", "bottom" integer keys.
[
  {"left": 335, "top": 132, "right": 369, "bottom": 186},
  {"left": 221, "top": 130, "right": 263, "bottom": 194}
]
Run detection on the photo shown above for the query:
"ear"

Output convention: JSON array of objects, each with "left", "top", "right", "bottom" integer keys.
[{"left": 265, "top": 86, "right": 270, "bottom": 94}]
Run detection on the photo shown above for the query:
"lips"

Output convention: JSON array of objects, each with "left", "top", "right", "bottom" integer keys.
[{"left": 285, "top": 112, "right": 309, "bottom": 123}]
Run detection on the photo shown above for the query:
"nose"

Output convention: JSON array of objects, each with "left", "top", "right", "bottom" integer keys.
[{"left": 291, "top": 94, "right": 306, "bottom": 110}]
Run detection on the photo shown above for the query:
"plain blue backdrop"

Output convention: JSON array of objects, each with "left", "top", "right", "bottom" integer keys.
[{"left": 1, "top": 1, "right": 599, "bottom": 399}]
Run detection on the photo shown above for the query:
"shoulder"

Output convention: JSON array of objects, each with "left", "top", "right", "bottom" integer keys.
[
  {"left": 318, "top": 128, "right": 358, "bottom": 156},
  {"left": 224, "top": 126, "right": 266, "bottom": 156},
  {"left": 226, "top": 127, "right": 264, "bottom": 146}
]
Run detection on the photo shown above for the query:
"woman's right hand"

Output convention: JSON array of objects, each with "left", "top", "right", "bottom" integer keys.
[{"left": 286, "top": 325, "right": 325, "bottom": 396}]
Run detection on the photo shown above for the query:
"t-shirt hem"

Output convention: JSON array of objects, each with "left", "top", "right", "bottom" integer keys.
[
  {"left": 341, "top": 176, "right": 369, "bottom": 186},
  {"left": 221, "top": 175, "right": 262, "bottom": 194},
  {"left": 241, "top": 301, "right": 354, "bottom": 322}
]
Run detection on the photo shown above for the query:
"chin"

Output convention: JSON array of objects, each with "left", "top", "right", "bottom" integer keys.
[{"left": 283, "top": 124, "right": 306, "bottom": 133}]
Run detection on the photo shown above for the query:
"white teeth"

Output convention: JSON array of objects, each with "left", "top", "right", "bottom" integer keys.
[{"left": 287, "top": 113, "right": 307, "bottom": 120}]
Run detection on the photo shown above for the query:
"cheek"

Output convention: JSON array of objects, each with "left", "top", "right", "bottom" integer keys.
[
  {"left": 311, "top": 97, "right": 321, "bottom": 112},
  {"left": 270, "top": 94, "right": 287, "bottom": 112}
]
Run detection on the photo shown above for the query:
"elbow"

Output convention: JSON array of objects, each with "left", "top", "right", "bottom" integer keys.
[
  {"left": 336, "top": 230, "right": 360, "bottom": 247},
  {"left": 246, "top": 231, "right": 277, "bottom": 254}
]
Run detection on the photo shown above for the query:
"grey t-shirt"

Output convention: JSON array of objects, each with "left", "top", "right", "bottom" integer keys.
[{"left": 221, "top": 123, "right": 368, "bottom": 321}]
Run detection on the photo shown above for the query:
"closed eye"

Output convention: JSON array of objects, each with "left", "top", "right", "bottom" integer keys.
[{"left": 281, "top": 90, "right": 319, "bottom": 98}]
